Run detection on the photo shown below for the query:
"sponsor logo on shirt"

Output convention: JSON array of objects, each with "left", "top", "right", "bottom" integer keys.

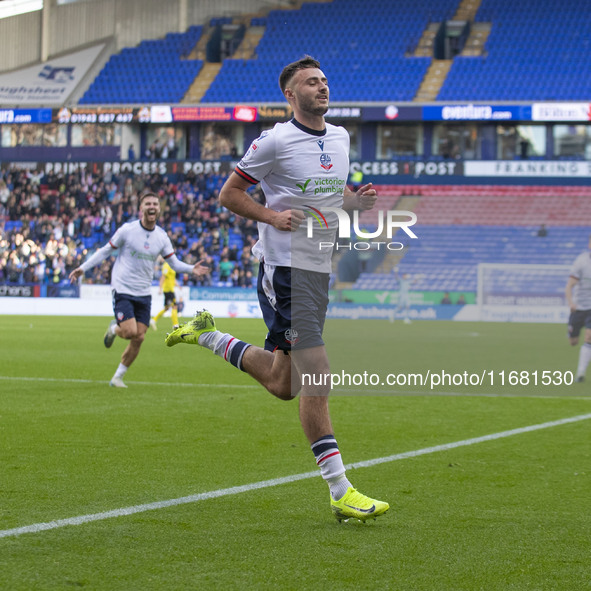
[{"left": 296, "top": 177, "right": 346, "bottom": 196}]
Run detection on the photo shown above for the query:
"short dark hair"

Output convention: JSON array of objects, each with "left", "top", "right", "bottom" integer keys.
[
  {"left": 278, "top": 55, "right": 321, "bottom": 93},
  {"left": 139, "top": 191, "right": 158, "bottom": 204}
]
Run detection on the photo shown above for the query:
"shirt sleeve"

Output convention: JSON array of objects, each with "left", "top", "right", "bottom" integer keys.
[
  {"left": 164, "top": 253, "right": 194, "bottom": 274},
  {"left": 159, "top": 233, "right": 193, "bottom": 274},
  {"left": 79, "top": 242, "right": 117, "bottom": 272},
  {"left": 235, "top": 127, "right": 276, "bottom": 184},
  {"left": 108, "top": 224, "right": 127, "bottom": 250}
]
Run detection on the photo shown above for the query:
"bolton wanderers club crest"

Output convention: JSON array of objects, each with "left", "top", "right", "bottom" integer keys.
[
  {"left": 284, "top": 328, "right": 299, "bottom": 345},
  {"left": 320, "top": 153, "right": 333, "bottom": 171}
]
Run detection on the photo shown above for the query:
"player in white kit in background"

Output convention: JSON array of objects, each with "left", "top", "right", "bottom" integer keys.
[
  {"left": 565, "top": 234, "right": 591, "bottom": 382},
  {"left": 69, "top": 192, "right": 209, "bottom": 387}
]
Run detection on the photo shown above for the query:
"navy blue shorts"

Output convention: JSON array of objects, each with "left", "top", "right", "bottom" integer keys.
[
  {"left": 257, "top": 263, "right": 329, "bottom": 352},
  {"left": 112, "top": 290, "right": 152, "bottom": 327},
  {"left": 568, "top": 309, "right": 591, "bottom": 339}
]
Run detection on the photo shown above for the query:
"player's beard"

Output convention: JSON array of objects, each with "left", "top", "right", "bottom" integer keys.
[
  {"left": 300, "top": 94, "right": 329, "bottom": 116},
  {"left": 143, "top": 209, "right": 159, "bottom": 226}
]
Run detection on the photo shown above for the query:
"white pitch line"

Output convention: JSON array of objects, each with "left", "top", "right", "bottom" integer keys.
[
  {"left": 1, "top": 412, "right": 590, "bottom": 540},
  {"left": 0, "top": 376, "right": 259, "bottom": 389}
]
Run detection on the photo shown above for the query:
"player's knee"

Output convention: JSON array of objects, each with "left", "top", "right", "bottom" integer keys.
[
  {"left": 118, "top": 326, "right": 135, "bottom": 339},
  {"left": 267, "top": 382, "right": 297, "bottom": 401},
  {"left": 120, "top": 326, "right": 144, "bottom": 341}
]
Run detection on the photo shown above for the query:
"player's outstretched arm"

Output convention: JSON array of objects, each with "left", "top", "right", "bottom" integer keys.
[{"left": 68, "top": 242, "right": 116, "bottom": 283}]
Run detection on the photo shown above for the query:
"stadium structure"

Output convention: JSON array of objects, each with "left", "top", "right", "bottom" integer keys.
[
  {"left": 1, "top": 0, "right": 590, "bottom": 323},
  {"left": 3, "top": 5, "right": 591, "bottom": 589}
]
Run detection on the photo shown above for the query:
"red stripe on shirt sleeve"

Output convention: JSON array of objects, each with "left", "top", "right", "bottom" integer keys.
[
  {"left": 163, "top": 252, "right": 174, "bottom": 259},
  {"left": 235, "top": 167, "right": 259, "bottom": 184}
]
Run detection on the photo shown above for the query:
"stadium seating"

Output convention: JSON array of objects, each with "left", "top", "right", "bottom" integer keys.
[
  {"left": 412, "top": 193, "right": 591, "bottom": 226},
  {"left": 75, "top": 0, "right": 591, "bottom": 104},
  {"left": 80, "top": 26, "right": 203, "bottom": 104},
  {"left": 76, "top": 0, "right": 591, "bottom": 104},
  {"left": 352, "top": 186, "right": 591, "bottom": 294},
  {"left": 439, "top": 0, "right": 591, "bottom": 100},
  {"left": 202, "top": 0, "right": 459, "bottom": 103},
  {"left": 356, "top": 224, "right": 588, "bottom": 293}
]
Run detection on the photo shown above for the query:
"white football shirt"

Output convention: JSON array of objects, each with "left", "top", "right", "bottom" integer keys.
[
  {"left": 86, "top": 220, "right": 177, "bottom": 296},
  {"left": 108, "top": 221, "right": 178, "bottom": 296},
  {"left": 236, "top": 119, "right": 350, "bottom": 273},
  {"left": 570, "top": 250, "right": 591, "bottom": 310},
  {"left": 79, "top": 220, "right": 195, "bottom": 296}
]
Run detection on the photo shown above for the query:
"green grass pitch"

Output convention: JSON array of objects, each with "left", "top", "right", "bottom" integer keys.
[{"left": 0, "top": 315, "right": 589, "bottom": 590}]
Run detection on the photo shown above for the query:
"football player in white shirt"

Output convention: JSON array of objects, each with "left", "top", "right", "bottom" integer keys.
[
  {"left": 69, "top": 192, "right": 209, "bottom": 387},
  {"left": 166, "top": 56, "right": 389, "bottom": 522},
  {"left": 565, "top": 234, "right": 591, "bottom": 382}
]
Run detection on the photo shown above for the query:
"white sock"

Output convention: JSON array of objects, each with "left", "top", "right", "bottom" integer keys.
[
  {"left": 198, "top": 330, "right": 223, "bottom": 350},
  {"left": 114, "top": 363, "right": 128, "bottom": 379},
  {"left": 577, "top": 342, "right": 591, "bottom": 378},
  {"left": 327, "top": 473, "right": 353, "bottom": 501},
  {"left": 311, "top": 435, "right": 353, "bottom": 500}
]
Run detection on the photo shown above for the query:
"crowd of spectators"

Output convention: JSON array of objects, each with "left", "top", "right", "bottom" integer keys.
[{"left": 0, "top": 166, "right": 262, "bottom": 289}]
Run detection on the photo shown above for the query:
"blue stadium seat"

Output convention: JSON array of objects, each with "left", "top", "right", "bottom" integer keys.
[
  {"left": 80, "top": 26, "right": 203, "bottom": 104},
  {"left": 202, "top": 0, "right": 459, "bottom": 103},
  {"left": 369, "top": 225, "right": 590, "bottom": 292},
  {"left": 439, "top": 0, "right": 591, "bottom": 100}
]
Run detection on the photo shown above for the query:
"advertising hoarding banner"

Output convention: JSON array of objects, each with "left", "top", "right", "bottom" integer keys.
[
  {"left": 0, "top": 160, "right": 236, "bottom": 176},
  {"left": 0, "top": 45, "right": 105, "bottom": 106},
  {"left": 189, "top": 288, "right": 257, "bottom": 301},
  {"left": 464, "top": 160, "right": 591, "bottom": 177},
  {"left": 362, "top": 105, "right": 423, "bottom": 121},
  {"left": 0, "top": 284, "right": 40, "bottom": 297},
  {"left": 0, "top": 108, "right": 52, "bottom": 124},
  {"left": 55, "top": 107, "right": 134, "bottom": 124},
  {"left": 423, "top": 105, "right": 530, "bottom": 121},
  {"left": 350, "top": 160, "right": 463, "bottom": 177},
  {"left": 532, "top": 103, "right": 591, "bottom": 122},
  {"left": 327, "top": 303, "right": 463, "bottom": 321}
]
